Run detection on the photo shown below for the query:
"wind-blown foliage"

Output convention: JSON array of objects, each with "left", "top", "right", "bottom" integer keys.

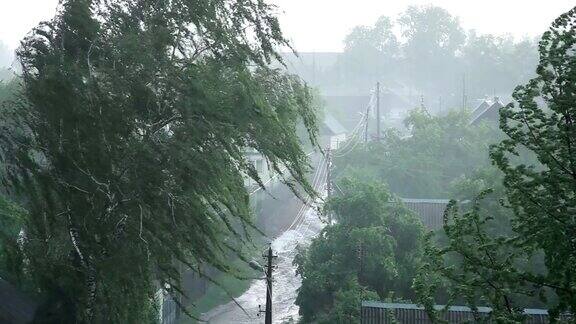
[
  {"left": 490, "top": 5, "right": 576, "bottom": 316},
  {"left": 294, "top": 178, "right": 424, "bottom": 323},
  {"left": 414, "top": 191, "right": 549, "bottom": 323},
  {"left": 415, "top": 6, "right": 576, "bottom": 321},
  {"left": 0, "top": 0, "right": 318, "bottom": 322}
]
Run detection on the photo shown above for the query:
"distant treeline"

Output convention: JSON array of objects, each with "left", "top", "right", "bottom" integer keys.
[{"left": 294, "top": 5, "right": 539, "bottom": 109}]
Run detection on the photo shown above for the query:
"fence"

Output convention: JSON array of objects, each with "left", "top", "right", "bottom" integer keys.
[{"left": 361, "top": 301, "right": 572, "bottom": 323}]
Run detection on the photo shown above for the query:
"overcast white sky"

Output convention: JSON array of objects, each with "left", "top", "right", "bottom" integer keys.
[{"left": 1, "top": 0, "right": 575, "bottom": 53}]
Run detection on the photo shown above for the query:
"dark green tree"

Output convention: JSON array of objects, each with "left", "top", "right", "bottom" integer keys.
[
  {"left": 294, "top": 178, "right": 424, "bottom": 323},
  {"left": 490, "top": 5, "right": 576, "bottom": 316},
  {"left": 414, "top": 191, "right": 547, "bottom": 323},
  {"left": 0, "top": 0, "right": 319, "bottom": 322},
  {"left": 415, "top": 7, "right": 576, "bottom": 321}
]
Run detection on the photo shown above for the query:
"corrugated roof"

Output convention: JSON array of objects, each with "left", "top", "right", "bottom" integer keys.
[
  {"left": 362, "top": 301, "right": 492, "bottom": 313},
  {"left": 400, "top": 198, "right": 449, "bottom": 230}
]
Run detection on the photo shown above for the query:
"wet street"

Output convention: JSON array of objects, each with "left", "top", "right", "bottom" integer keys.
[{"left": 201, "top": 205, "right": 325, "bottom": 323}]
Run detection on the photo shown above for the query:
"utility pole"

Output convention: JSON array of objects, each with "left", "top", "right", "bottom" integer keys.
[
  {"left": 462, "top": 73, "right": 467, "bottom": 109},
  {"left": 264, "top": 246, "right": 274, "bottom": 324},
  {"left": 357, "top": 241, "right": 364, "bottom": 284},
  {"left": 326, "top": 146, "right": 332, "bottom": 223},
  {"left": 364, "top": 100, "right": 370, "bottom": 144},
  {"left": 376, "top": 82, "right": 381, "bottom": 141}
]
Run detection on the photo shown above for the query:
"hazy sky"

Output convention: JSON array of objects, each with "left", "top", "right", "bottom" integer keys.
[{"left": 1, "top": 0, "right": 575, "bottom": 54}]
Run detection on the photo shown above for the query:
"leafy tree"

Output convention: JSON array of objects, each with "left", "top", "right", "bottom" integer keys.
[
  {"left": 490, "top": 5, "right": 576, "bottom": 316},
  {"left": 0, "top": 0, "right": 319, "bottom": 322},
  {"left": 0, "top": 79, "right": 24, "bottom": 285},
  {"left": 333, "top": 108, "right": 501, "bottom": 198},
  {"left": 324, "top": 5, "right": 538, "bottom": 110},
  {"left": 415, "top": 7, "right": 576, "bottom": 321},
  {"left": 461, "top": 32, "right": 538, "bottom": 100},
  {"left": 0, "top": 196, "right": 27, "bottom": 283},
  {"left": 318, "top": 278, "right": 379, "bottom": 324},
  {"left": 414, "top": 190, "right": 549, "bottom": 323},
  {"left": 336, "top": 16, "right": 400, "bottom": 91},
  {"left": 398, "top": 5, "right": 465, "bottom": 92},
  {"left": 294, "top": 178, "right": 424, "bottom": 323},
  {"left": 0, "top": 76, "right": 18, "bottom": 104}
]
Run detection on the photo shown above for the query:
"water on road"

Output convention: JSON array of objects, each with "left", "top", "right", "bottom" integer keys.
[{"left": 201, "top": 204, "right": 325, "bottom": 323}]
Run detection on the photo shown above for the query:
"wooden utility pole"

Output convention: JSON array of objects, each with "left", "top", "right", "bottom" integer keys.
[
  {"left": 462, "top": 74, "right": 467, "bottom": 109},
  {"left": 376, "top": 82, "right": 381, "bottom": 141},
  {"left": 264, "top": 246, "right": 274, "bottom": 324},
  {"left": 364, "top": 105, "right": 369, "bottom": 144},
  {"left": 357, "top": 241, "right": 364, "bottom": 284},
  {"left": 326, "top": 146, "right": 332, "bottom": 223},
  {"left": 264, "top": 246, "right": 273, "bottom": 324},
  {"left": 257, "top": 246, "right": 276, "bottom": 322}
]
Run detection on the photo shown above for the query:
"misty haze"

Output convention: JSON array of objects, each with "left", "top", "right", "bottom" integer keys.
[{"left": 0, "top": 1, "right": 575, "bottom": 323}]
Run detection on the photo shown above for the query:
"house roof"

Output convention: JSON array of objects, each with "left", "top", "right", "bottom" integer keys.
[
  {"left": 471, "top": 99, "right": 491, "bottom": 122},
  {"left": 322, "top": 114, "right": 347, "bottom": 135},
  {"left": 470, "top": 97, "right": 505, "bottom": 125}
]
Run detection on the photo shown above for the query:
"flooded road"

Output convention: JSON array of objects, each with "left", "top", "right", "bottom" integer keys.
[
  {"left": 201, "top": 206, "right": 324, "bottom": 323},
  {"left": 202, "top": 155, "right": 328, "bottom": 324}
]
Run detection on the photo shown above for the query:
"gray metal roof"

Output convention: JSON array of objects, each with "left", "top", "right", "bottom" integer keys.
[
  {"left": 362, "top": 301, "right": 492, "bottom": 313},
  {"left": 471, "top": 99, "right": 491, "bottom": 121},
  {"left": 470, "top": 97, "right": 505, "bottom": 125}
]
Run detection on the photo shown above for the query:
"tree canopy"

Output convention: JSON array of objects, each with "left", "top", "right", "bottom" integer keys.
[
  {"left": 337, "top": 16, "right": 400, "bottom": 90},
  {"left": 294, "top": 178, "right": 424, "bottom": 323},
  {"left": 490, "top": 5, "right": 576, "bottom": 315},
  {"left": 399, "top": 5, "right": 465, "bottom": 91},
  {"left": 415, "top": 6, "right": 576, "bottom": 321},
  {"left": 0, "top": 0, "right": 319, "bottom": 322},
  {"left": 333, "top": 108, "right": 501, "bottom": 198}
]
